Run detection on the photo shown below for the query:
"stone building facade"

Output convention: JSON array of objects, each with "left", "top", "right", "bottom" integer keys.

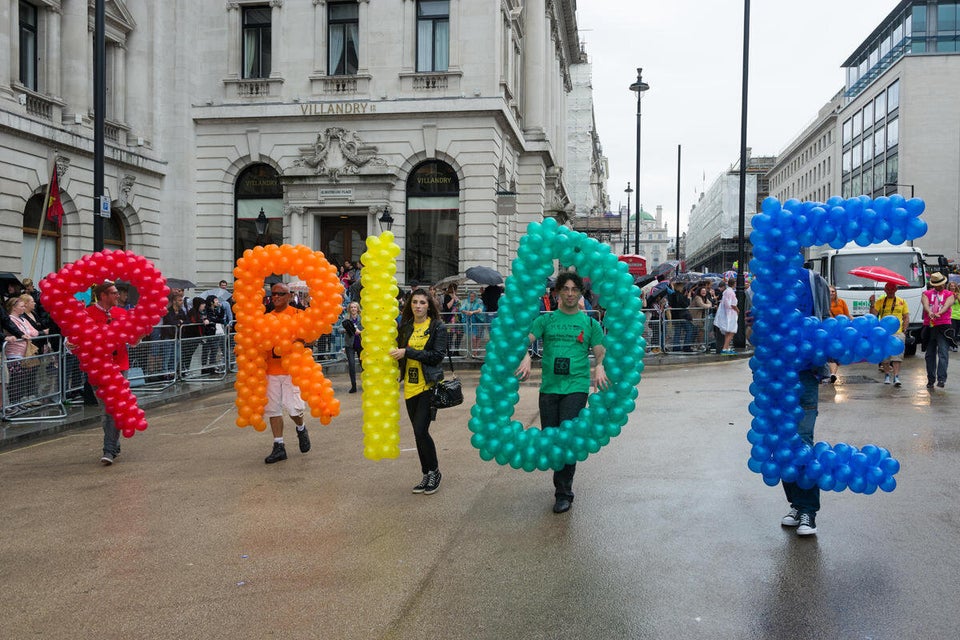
[{"left": 1, "top": 0, "right": 586, "bottom": 287}]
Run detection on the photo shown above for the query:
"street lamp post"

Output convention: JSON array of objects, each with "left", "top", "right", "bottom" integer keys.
[
  {"left": 735, "top": 0, "right": 751, "bottom": 348},
  {"left": 377, "top": 205, "right": 394, "bottom": 232},
  {"left": 254, "top": 207, "right": 268, "bottom": 246},
  {"left": 629, "top": 68, "right": 649, "bottom": 256},
  {"left": 624, "top": 182, "right": 633, "bottom": 254}
]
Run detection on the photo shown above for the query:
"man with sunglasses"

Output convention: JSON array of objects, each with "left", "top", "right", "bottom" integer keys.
[
  {"left": 262, "top": 283, "right": 310, "bottom": 463},
  {"left": 84, "top": 281, "right": 129, "bottom": 465}
]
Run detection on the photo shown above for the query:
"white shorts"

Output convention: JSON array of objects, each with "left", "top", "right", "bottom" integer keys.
[{"left": 265, "top": 374, "right": 305, "bottom": 419}]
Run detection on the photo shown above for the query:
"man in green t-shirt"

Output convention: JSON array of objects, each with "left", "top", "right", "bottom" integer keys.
[{"left": 516, "top": 271, "right": 608, "bottom": 514}]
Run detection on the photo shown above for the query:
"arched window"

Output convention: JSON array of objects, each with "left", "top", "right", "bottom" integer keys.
[
  {"left": 235, "top": 163, "right": 283, "bottom": 262},
  {"left": 406, "top": 160, "right": 459, "bottom": 284},
  {"left": 21, "top": 193, "right": 60, "bottom": 281},
  {"left": 104, "top": 206, "right": 127, "bottom": 250}
]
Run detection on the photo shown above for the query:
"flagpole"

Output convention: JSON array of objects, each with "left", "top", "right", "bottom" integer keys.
[{"left": 29, "top": 155, "right": 56, "bottom": 281}]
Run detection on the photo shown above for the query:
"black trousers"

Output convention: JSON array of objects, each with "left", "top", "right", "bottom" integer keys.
[
  {"left": 405, "top": 390, "right": 438, "bottom": 474},
  {"left": 540, "top": 391, "right": 588, "bottom": 501}
]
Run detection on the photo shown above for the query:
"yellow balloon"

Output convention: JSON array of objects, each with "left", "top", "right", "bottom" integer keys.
[{"left": 359, "top": 232, "right": 401, "bottom": 460}]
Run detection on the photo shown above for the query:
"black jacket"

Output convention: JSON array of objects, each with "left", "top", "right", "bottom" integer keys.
[{"left": 397, "top": 318, "right": 448, "bottom": 384}]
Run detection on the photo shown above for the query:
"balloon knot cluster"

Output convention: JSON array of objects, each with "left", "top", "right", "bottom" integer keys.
[
  {"left": 232, "top": 244, "right": 343, "bottom": 430},
  {"left": 40, "top": 250, "right": 169, "bottom": 437},
  {"left": 746, "top": 195, "right": 925, "bottom": 494},
  {"left": 469, "top": 218, "right": 646, "bottom": 472},
  {"left": 359, "top": 232, "right": 402, "bottom": 460}
]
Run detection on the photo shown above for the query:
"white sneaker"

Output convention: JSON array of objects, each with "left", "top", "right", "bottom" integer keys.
[
  {"left": 883, "top": 374, "right": 892, "bottom": 385},
  {"left": 894, "top": 376, "right": 902, "bottom": 387}
]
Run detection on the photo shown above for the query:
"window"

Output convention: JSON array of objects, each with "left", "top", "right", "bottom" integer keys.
[
  {"left": 406, "top": 161, "right": 459, "bottom": 283},
  {"left": 863, "top": 101, "right": 874, "bottom": 129},
  {"left": 887, "top": 117, "right": 899, "bottom": 149},
  {"left": 874, "top": 93, "right": 886, "bottom": 121},
  {"left": 242, "top": 6, "right": 271, "bottom": 79},
  {"left": 416, "top": 0, "right": 449, "bottom": 72},
  {"left": 328, "top": 2, "right": 359, "bottom": 76},
  {"left": 19, "top": 1, "right": 38, "bottom": 90},
  {"left": 938, "top": 3, "right": 958, "bottom": 32},
  {"left": 886, "top": 154, "right": 898, "bottom": 185},
  {"left": 852, "top": 110, "right": 862, "bottom": 139},
  {"left": 936, "top": 36, "right": 959, "bottom": 52},
  {"left": 235, "top": 164, "right": 283, "bottom": 262},
  {"left": 887, "top": 80, "right": 899, "bottom": 112},
  {"left": 22, "top": 191, "right": 61, "bottom": 278},
  {"left": 842, "top": 118, "right": 853, "bottom": 145},
  {"left": 874, "top": 127, "right": 885, "bottom": 157},
  {"left": 863, "top": 135, "right": 873, "bottom": 160},
  {"left": 852, "top": 142, "right": 862, "bottom": 169},
  {"left": 873, "top": 162, "right": 885, "bottom": 193},
  {"left": 913, "top": 4, "right": 927, "bottom": 34}
]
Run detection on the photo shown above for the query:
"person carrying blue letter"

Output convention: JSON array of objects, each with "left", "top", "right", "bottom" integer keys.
[
  {"left": 780, "top": 269, "right": 830, "bottom": 536},
  {"left": 515, "top": 271, "right": 609, "bottom": 514}
]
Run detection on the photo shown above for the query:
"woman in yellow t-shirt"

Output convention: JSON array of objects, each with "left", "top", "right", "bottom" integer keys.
[{"left": 390, "top": 289, "right": 449, "bottom": 495}]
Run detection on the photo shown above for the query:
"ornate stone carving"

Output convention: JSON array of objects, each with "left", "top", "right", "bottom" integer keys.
[
  {"left": 55, "top": 156, "right": 71, "bottom": 179},
  {"left": 293, "top": 127, "right": 387, "bottom": 182},
  {"left": 117, "top": 174, "right": 136, "bottom": 208}
]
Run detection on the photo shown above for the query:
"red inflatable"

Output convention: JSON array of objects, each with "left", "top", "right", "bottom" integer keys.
[{"left": 40, "top": 250, "right": 169, "bottom": 437}]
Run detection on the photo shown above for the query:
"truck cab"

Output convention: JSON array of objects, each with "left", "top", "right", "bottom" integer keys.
[{"left": 805, "top": 244, "right": 932, "bottom": 355}]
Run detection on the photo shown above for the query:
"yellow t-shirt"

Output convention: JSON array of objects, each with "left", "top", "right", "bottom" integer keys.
[
  {"left": 873, "top": 295, "right": 909, "bottom": 334},
  {"left": 403, "top": 320, "right": 431, "bottom": 400}
]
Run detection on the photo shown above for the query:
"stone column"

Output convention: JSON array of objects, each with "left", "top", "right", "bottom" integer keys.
[
  {"left": 522, "top": 0, "right": 546, "bottom": 139},
  {"left": 312, "top": 0, "right": 325, "bottom": 73},
  {"left": 1, "top": 0, "right": 14, "bottom": 98},
  {"left": 113, "top": 43, "right": 126, "bottom": 124},
  {"left": 61, "top": 0, "right": 91, "bottom": 123},
  {"left": 357, "top": 0, "right": 370, "bottom": 74},
  {"left": 46, "top": 4, "right": 62, "bottom": 99},
  {"left": 269, "top": 0, "right": 283, "bottom": 78},
  {"left": 226, "top": 1, "right": 240, "bottom": 79}
]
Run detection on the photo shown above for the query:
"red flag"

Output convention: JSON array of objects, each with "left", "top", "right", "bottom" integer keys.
[{"left": 47, "top": 166, "right": 64, "bottom": 229}]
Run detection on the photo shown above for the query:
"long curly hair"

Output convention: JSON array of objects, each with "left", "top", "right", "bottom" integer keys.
[{"left": 400, "top": 288, "right": 441, "bottom": 324}]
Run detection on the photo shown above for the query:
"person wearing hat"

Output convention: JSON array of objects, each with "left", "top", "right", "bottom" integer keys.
[{"left": 921, "top": 272, "right": 956, "bottom": 389}]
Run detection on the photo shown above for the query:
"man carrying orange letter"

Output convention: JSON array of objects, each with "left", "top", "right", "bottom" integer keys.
[{"left": 263, "top": 282, "right": 310, "bottom": 463}]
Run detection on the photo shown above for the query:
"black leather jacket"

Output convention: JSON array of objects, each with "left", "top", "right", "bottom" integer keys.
[{"left": 397, "top": 318, "right": 448, "bottom": 384}]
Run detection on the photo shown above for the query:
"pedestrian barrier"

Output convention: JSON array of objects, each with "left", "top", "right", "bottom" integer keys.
[{"left": 2, "top": 338, "right": 66, "bottom": 422}]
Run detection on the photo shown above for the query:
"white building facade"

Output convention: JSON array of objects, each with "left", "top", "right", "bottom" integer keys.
[
  {"left": 767, "top": 92, "right": 840, "bottom": 205},
  {"left": 1, "top": 0, "right": 586, "bottom": 287}
]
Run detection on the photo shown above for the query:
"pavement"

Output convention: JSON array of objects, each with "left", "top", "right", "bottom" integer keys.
[{"left": 1, "top": 354, "right": 959, "bottom": 639}]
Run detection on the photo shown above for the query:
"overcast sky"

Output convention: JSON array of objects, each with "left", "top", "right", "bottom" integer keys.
[{"left": 576, "top": 0, "right": 899, "bottom": 235}]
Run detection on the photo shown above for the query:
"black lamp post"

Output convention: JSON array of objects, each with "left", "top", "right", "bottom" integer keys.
[
  {"left": 629, "top": 68, "right": 650, "bottom": 256},
  {"left": 624, "top": 182, "right": 633, "bottom": 254},
  {"left": 255, "top": 207, "right": 268, "bottom": 245},
  {"left": 735, "top": 0, "right": 751, "bottom": 348},
  {"left": 377, "top": 205, "right": 394, "bottom": 232}
]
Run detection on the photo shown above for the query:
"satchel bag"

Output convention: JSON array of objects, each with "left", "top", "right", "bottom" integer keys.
[
  {"left": 431, "top": 352, "right": 463, "bottom": 409},
  {"left": 21, "top": 339, "right": 41, "bottom": 369}
]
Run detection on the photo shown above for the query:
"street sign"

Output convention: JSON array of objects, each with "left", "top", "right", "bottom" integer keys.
[{"left": 99, "top": 195, "right": 111, "bottom": 218}]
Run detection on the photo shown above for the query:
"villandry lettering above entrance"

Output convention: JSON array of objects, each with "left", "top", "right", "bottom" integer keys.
[{"left": 299, "top": 102, "right": 376, "bottom": 116}]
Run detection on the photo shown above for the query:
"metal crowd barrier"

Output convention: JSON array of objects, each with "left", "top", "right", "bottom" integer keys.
[
  {"left": 177, "top": 323, "right": 228, "bottom": 383},
  {"left": 2, "top": 337, "right": 66, "bottom": 422},
  {"left": 643, "top": 310, "right": 718, "bottom": 355}
]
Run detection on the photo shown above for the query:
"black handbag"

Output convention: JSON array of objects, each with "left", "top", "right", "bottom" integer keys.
[{"left": 431, "top": 352, "right": 463, "bottom": 409}]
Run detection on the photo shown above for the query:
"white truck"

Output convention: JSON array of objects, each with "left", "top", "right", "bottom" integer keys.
[{"left": 805, "top": 244, "right": 947, "bottom": 356}]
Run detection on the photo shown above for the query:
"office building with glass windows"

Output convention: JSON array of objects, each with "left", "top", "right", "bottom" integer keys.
[
  {"left": 1, "top": 0, "right": 588, "bottom": 287},
  {"left": 774, "top": 0, "right": 960, "bottom": 260}
]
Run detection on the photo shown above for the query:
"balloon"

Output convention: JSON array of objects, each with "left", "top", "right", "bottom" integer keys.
[
  {"left": 40, "top": 250, "right": 169, "bottom": 437},
  {"left": 469, "top": 221, "right": 646, "bottom": 471},
  {"left": 359, "top": 232, "right": 402, "bottom": 460},
  {"left": 233, "top": 244, "right": 343, "bottom": 431},
  {"left": 744, "top": 196, "right": 920, "bottom": 493}
]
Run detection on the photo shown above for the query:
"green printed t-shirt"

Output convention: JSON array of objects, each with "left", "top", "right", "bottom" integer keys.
[{"left": 530, "top": 310, "right": 604, "bottom": 395}]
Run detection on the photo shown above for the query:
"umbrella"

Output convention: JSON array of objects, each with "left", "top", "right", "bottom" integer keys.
[
  {"left": 652, "top": 260, "right": 680, "bottom": 278},
  {"left": 847, "top": 266, "right": 908, "bottom": 287},
  {"left": 465, "top": 266, "right": 504, "bottom": 286},
  {"left": 165, "top": 277, "right": 196, "bottom": 290},
  {"left": 435, "top": 275, "right": 466, "bottom": 289},
  {"left": 948, "top": 274, "right": 960, "bottom": 285},
  {"left": 199, "top": 288, "right": 231, "bottom": 302},
  {"left": 0, "top": 271, "right": 22, "bottom": 292},
  {"left": 673, "top": 272, "right": 703, "bottom": 283},
  {"left": 646, "top": 281, "right": 672, "bottom": 306},
  {"left": 634, "top": 274, "right": 657, "bottom": 288}
]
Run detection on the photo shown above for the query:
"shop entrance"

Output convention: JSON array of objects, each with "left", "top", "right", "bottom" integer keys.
[{"left": 321, "top": 216, "right": 367, "bottom": 268}]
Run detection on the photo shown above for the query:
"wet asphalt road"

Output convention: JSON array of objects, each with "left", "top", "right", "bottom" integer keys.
[{"left": 1, "top": 355, "right": 958, "bottom": 639}]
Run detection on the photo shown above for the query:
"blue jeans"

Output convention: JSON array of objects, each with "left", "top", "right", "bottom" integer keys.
[
  {"left": 672, "top": 319, "right": 695, "bottom": 350},
  {"left": 540, "top": 392, "right": 588, "bottom": 501},
  {"left": 101, "top": 371, "right": 128, "bottom": 456},
  {"left": 925, "top": 324, "right": 950, "bottom": 384},
  {"left": 781, "top": 370, "right": 820, "bottom": 514}
]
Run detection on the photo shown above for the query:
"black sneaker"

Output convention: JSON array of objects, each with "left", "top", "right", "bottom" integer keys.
[
  {"left": 937, "top": 381, "right": 946, "bottom": 388},
  {"left": 264, "top": 442, "right": 287, "bottom": 464},
  {"left": 412, "top": 474, "right": 430, "bottom": 494},
  {"left": 781, "top": 508, "right": 800, "bottom": 527},
  {"left": 99, "top": 453, "right": 115, "bottom": 466},
  {"left": 553, "top": 498, "right": 572, "bottom": 514},
  {"left": 927, "top": 380, "right": 935, "bottom": 389},
  {"left": 296, "top": 427, "right": 311, "bottom": 453},
  {"left": 424, "top": 470, "right": 442, "bottom": 495},
  {"left": 797, "top": 512, "right": 817, "bottom": 536}
]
